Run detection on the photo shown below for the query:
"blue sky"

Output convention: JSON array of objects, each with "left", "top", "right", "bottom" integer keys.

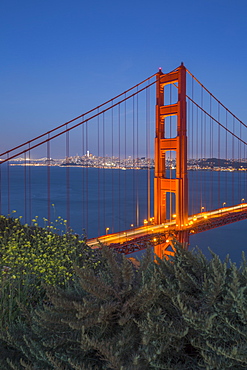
[{"left": 1, "top": 0, "right": 247, "bottom": 154}]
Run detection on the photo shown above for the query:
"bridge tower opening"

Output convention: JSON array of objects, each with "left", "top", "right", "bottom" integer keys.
[{"left": 154, "top": 63, "right": 189, "bottom": 258}]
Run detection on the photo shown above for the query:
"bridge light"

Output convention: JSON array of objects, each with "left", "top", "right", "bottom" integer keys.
[
  {"left": 165, "top": 225, "right": 168, "bottom": 228},
  {"left": 144, "top": 219, "right": 148, "bottom": 225},
  {"left": 153, "top": 238, "right": 157, "bottom": 242},
  {"left": 203, "top": 215, "right": 208, "bottom": 219},
  {"left": 201, "top": 206, "right": 205, "bottom": 212},
  {"left": 130, "top": 224, "right": 134, "bottom": 228},
  {"left": 105, "top": 227, "right": 110, "bottom": 234},
  {"left": 222, "top": 202, "right": 226, "bottom": 207},
  {"left": 166, "top": 239, "right": 170, "bottom": 243},
  {"left": 172, "top": 214, "right": 176, "bottom": 218},
  {"left": 241, "top": 198, "right": 245, "bottom": 203}
]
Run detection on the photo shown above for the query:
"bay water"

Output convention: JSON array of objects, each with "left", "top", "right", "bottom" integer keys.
[{"left": 0, "top": 165, "right": 246, "bottom": 264}]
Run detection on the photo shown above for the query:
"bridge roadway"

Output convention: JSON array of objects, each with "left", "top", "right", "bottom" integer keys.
[{"left": 87, "top": 203, "right": 247, "bottom": 254}]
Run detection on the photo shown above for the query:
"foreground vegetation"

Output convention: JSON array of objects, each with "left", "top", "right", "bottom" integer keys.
[{"left": 0, "top": 216, "right": 247, "bottom": 369}]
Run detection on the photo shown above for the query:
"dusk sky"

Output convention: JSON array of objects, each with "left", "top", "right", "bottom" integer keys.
[{"left": 1, "top": 0, "right": 247, "bottom": 154}]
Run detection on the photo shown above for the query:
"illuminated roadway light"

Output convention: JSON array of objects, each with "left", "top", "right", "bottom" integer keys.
[{"left": 172, "top": 214, "right": 176, "bottom": 218}]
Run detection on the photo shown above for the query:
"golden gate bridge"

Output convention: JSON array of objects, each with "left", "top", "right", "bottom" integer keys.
[{"left": 1, "top": 63, "right": 247, "bottom": 259}]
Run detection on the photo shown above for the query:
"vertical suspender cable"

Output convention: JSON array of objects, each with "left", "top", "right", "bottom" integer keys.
[
  {"left": 66, "top": 125, "right": 70, "bottom": 230},
  {"left": 225, "top": 111, "right": 228, "bottom": 204},
  {"left": 136, "top": 87, "right": 139, "bottom": 226},
  {"left": 81, "top": 116, "right": 85, "bottom": 233},
  {"left": 97, "top": 110, "right": 100, "bottom": 235},
  {"left": 203, "top": 94, "right": 206, "bottom": 208},
  {"left": 24, "top": 152, "right": 28, "bottom": 223},
  {"left": 85, "top": 120, "right": 88, "bottom": 234},
  {"left": 111, "top": 101, "right": 114, "bottom": 232},
  {"left": 146, "top": 81, "right": 150, "bottom": 221},
  {"left": 238, "top": 121, "right": 241, "bottom": 200},
  {"left": 210, "top": 95, "right": 213, "bottom": 210},
  {"left": 196, "top": 106, "right": 199, "bottom": 213},
  {"left": 118, "top": 103, "right": 121, "bottom": 232},
  {"left": 103, "top": 112, "right": 106, "bottom": 233},
  {"left": 200, "top": 86, "right": 203, "bottom": 211},
  {"left": 0, "top": 163, "right": 1, "bottom": 215},
  {"left": 132, "top": 95, "right": 135, "bottom": 226},
  {"left": 28, "top": 143, "right": 31, "bottom": 223},
  {"left": 218, "top": 104, "right": 220, "bottom": 208},
  {"left": 7, "top": 153, "right": 10, "bottom": 215},
  {"left": 47, "top": 133, "right": 51, "bottom": 224},
  {"left": 124, "top": 94, "right": 127, "bottom": 230}
]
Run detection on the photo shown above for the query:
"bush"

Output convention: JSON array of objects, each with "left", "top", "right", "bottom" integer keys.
[
  {"left": 6, "top": 247, "right": 157, "bottom": 369},
  {"left": 18, "top": 246, "right": 247, "bottom": 369},
  {"left": 1, "top": 228, "right": 247, "bottom": 369},
  {"left": 0, "top": 215, "right": 100, "bottom": 286},
  {"left": 0, "top": 215, "right": 101, "bottom": 369}
]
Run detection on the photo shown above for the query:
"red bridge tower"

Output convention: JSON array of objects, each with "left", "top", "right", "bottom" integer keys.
[{"left": 154, "top": 63, "right": 189, "bottom": 258}]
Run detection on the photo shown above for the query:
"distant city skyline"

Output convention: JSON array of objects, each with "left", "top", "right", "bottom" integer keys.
[{"left": 8, "top": 153, "right": 247, "bottom": 172}]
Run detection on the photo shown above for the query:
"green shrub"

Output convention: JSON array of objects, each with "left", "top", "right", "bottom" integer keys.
[
  {"left": 18, "top": 246, "right": 247, "bottom": 369},
  {"left": 8, "top": 247, "right": 157, "bottom": 369},
  {"left": 2, "top": 229, "right": 247, "bottom": 369},
  {"left": 0, "top": 215, "right": 100, "bottom": 286},
  {"left": 0, "top": 215, "right": 101, "bottom": 369}
]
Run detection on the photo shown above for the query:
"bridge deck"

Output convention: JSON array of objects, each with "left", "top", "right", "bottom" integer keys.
[{"left": 87, "top": 203, "right": 247, "bottom": 254}]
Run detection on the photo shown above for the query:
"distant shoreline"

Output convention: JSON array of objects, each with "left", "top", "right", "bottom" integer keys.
[
  {"left": 8, "top": 163, "right": 247, "bottom": 172},
  {"left": 9, "top": 163, "right": 146, "bottom": 170}
]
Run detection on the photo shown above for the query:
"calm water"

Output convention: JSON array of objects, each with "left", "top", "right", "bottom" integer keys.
[{"left": 0, "top": 165, "right": 246, "bottom": 263}]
